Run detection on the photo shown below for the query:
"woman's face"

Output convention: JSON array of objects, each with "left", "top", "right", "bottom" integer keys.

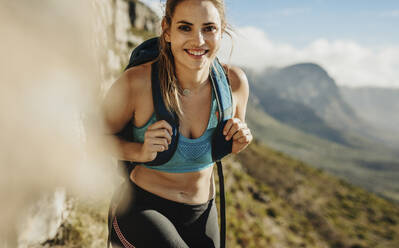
[{"left": 165, "top": 0, "right": 223, "bottom": 72}]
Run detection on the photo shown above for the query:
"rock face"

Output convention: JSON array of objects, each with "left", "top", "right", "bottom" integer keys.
[
  {"left": 17, "top": 189, "right": 68, "bottom": 248},
  {"left": 3, "top": 1, "right": 160, "bottom": 247},
  {"left": 129, "top": 0, "right": 159, "bottom": 33},
  {"left": 93, "top": 0, "right": 160, "bottom": 94}
]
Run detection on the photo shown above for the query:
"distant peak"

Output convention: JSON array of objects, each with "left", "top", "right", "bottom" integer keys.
[{"left": 284, "top": 62, "right": 327, "bottom": 74}]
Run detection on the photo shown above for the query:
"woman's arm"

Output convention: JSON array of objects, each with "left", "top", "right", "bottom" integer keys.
[
  {"left": 101, "top": 69, "right": 144, "bottom": 162},
  {"left": 222, "top": 65, "right": 253, "bottom": 154},
  {"left": 101, "top": 64, "right": 172, "bottom": 162}
]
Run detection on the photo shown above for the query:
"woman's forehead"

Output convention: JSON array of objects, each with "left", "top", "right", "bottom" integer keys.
[{"left": 172, "top": 0, "right": 221, "bottom": 25}]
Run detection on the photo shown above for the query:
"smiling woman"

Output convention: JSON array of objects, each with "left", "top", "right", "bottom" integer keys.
[{"left": 103, "top": 0, "right": 252, "bottom": 247}]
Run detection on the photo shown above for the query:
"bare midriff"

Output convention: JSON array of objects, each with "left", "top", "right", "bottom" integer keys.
[{"left": 130, "top": 164, "right": 216, "bottom": 205}]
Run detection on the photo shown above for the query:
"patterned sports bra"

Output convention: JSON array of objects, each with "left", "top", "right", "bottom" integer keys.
[{"left": 132, "top": 89, "right": 218, "bottom": 173}]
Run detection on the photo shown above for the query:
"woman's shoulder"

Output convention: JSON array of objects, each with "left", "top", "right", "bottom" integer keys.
[
  {"left": 124, "top": 60, "right": 153, "bottom": 92},
  {"left": 221, "top": 63, "right": 249, "bottom": 93},
  {"left": 101, "top": 61, "right": 154, "bottom": 134},
  {"left": 220, "top": 64, "right": 249, "bottom": 119}
]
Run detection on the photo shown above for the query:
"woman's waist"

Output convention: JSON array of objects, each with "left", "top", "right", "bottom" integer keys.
[{"left": 130, "top": 165, "right": 215, "bottom": 205}]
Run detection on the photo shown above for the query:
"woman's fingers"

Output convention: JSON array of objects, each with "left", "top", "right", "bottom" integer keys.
[
  {"left": 151, "top": 144, "right": 167, "bottom": 153},
  {"left": 148, "top": 120, "right": 173, "bottom": 136},
  {"left": 147, "top": 137, "right": 169, "bottom": 149},
  {"left": 224, "top": 118, "right": 247, "bottom": 141},
  {"left": 232, "top": 127, "right": 251, "bottom": 143},
  {"left": 146, "top": 128, "right": 172, "bottom": 144}
]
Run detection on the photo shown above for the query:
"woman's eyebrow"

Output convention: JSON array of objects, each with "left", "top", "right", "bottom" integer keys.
[
  {"left": 176, "top": 20, "right": 217, "bottom": 26},
  {"left": 177, "top": 20, "right": 193, "bottom": 25}
]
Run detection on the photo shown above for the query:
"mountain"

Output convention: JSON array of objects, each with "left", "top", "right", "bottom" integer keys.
[
  {"left": 49, "top": 142, "right": 399, "bottom": 247},
  {"left": 340, "top": 86, "right": 399, "bottom": 147},
  {"left": 245, "top": 63, "right": 399, "bottom": 202},
  {"left": 246, "top": 99, "right": 399, "bottom": 203},
  {"left": 246, "top": 63, "right": 399, "bottom": 203},
  {"left": 250, "top": 63, "right": 388, "bottom": 148}
]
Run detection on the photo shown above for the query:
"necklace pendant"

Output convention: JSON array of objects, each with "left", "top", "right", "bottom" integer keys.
[{"left": 182, "top": 88, "right": 191, "bottom": 96}]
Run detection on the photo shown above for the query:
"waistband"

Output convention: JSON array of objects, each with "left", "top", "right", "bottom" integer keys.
[{"left": 127, "top": 179, "right": 214, "bottom": 211}]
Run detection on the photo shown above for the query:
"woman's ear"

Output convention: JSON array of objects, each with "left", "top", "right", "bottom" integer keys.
[{"left": 162, "top": 18, "right": 171, "bottom": 42}]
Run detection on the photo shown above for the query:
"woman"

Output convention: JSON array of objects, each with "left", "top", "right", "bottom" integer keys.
[{"left": 102, "top": 0, "right": 252, "bottom": 247}]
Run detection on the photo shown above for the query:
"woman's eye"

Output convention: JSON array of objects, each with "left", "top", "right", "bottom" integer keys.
[
  {"left": 178, "top": 25, "right": 191, "bottom": 32},
  {"left": 204, "top": 26, "right": 216, "bottom": 32}
]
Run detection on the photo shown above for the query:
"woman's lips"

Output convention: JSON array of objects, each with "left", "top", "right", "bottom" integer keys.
[{"left": 184, "top": 49, "right": 209, "bottom": 58}]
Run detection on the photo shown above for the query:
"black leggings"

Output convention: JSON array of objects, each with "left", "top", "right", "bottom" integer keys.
[{"left": 109, "top": 180, "right": 220, "bottom": 248}]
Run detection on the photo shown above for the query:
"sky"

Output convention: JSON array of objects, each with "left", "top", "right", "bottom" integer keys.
[{"left": 141, "top": 0, "right": 399, "bottom": 88}]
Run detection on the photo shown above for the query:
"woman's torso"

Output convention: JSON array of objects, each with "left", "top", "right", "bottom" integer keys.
[{"left": 126, "top": 61, "right": 226, "bottom": 205}]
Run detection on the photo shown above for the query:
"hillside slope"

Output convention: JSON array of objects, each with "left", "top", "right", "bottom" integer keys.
[
  {"left": 234, "top": 142, "right": 399, "bottom": 247},
  {"left": 46, "top": 142, "right": 399, "bottom": 248},
  {"left": 246, "top": 99, "right": 399, "bottom": 203}
]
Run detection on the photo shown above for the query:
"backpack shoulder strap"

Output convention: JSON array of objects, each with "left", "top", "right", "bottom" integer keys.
[
  {"left": 211, "top": 58, "right": 233, "bottom": 162},
  {"left": 145, "top": 61, "right": 180, "bottom": 166},
  {"left": 211, "top": 58, "right": 234, "bottom": 121},
  {"left": 210, "top": 59, "right": 232, "bottom": 248}
]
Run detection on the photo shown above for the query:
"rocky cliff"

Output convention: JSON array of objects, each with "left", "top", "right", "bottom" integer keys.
[
  {"left": 93, "top": 0, "right": 160, "bottom": 93},
  {"left": 5, "top": 1, "right": 160, "bottom": 247}
]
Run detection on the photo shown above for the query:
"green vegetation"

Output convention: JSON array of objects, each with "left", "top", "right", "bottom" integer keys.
[
  {"left": 231, "top": 141, "right": 399, "bottom": 247},
  {"left": 49, "top": 141, "right": 399, "bottom": 247},
  {"left": 246, "top": 101, "right": 399, "bottom": 203},
  {"left": 42, "top": 193, "right": 110, "bottom": 247}
]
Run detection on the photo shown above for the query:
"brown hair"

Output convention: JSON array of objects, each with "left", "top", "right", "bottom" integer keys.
[{"left": 158, "top": 0, "right": 230, "bottom": 118}]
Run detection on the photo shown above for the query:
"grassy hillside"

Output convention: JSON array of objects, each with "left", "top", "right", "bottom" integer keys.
[
  {"left": 233, "top": 141, "right": 399, "bottom": 247},
  {"left": 44, "top": 142, "right": 399, "bottom": 247},
  {"left": 246, "top": 101, "right": 399, "bottom": 204}
]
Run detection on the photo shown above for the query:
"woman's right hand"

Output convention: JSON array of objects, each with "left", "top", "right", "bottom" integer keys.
[{"left": 139, "top": 120, "right": 173, "bottom": 162}]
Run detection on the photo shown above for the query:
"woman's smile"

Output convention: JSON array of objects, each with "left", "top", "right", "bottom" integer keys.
[{"left": 184, "top": 48, "right": 209, "bottom": 58}]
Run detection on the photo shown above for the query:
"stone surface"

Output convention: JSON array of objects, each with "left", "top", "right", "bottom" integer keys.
[{"left": 0, "top": 0, "right": 159, "bottom": 247}]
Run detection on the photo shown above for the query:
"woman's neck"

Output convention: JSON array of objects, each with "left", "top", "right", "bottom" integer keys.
[{"left": 175, "top": 63, "right": 211, "bottom": 90}]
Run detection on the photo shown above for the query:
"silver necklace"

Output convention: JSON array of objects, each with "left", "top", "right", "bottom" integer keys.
[
  {"left": 182, "top": 88, "right": 191, "bottom": 96},
  {"left": 180, "top": 79, "right": 209, "bottom": 96}
]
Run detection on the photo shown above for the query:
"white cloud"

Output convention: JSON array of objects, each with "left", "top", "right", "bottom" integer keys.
[{"left": 218, "top": 26, "right": 399, "bottom": 88}]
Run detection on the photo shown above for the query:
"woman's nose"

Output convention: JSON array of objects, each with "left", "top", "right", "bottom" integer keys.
[{"left": 192, "top": 30, "right": 205, "bottom": 46}]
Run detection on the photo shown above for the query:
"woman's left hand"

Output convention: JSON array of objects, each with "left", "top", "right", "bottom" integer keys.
[{"left": 223, "top": 118, "right": 253, "bottom": 154}]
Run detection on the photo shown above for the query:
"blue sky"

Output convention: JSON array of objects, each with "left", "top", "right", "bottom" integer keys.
[
  {"left": 143, "top": 0, "right": 399, "bottom": 87},
  {"left": 226, "top": 0, "right": 399, "bottom": 48}
]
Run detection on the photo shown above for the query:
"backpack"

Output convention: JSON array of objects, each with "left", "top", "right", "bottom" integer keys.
[{"left": 108, "top": 37, "right": 232, "bottom": 248}]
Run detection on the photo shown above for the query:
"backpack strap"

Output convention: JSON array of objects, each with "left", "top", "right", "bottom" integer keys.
[
  {"left": 145, "top": 61, "right": 180, "bottom": 166},
  {"left": 118, "top": 37, "right": 180, "bottom": 171},
  {"left": 211, "top": 59, "right": 234, "bottom": 161},
  {"left": 210, "top": 59, "right": 233, "bottom": 248},
  {"left": 216, "top": 161, "right": 226, "bottom": 248},
  {"left": 115, "top": 37, "right": 161, "bottom": 175}
]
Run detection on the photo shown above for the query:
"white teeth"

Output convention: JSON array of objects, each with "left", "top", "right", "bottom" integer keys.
[{"left": 187, "top": 49, "right": 206, "bottom": 56}]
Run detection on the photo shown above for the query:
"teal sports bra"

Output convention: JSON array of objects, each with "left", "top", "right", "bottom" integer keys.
[{"left": 132, "top": 89, "right": 219, "bottom": 173}]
